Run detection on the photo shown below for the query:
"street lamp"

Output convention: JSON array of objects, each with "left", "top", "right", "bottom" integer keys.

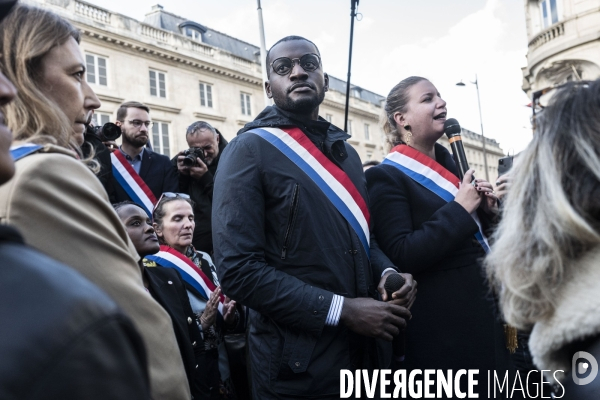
[{"left": 456, "top": 74, "right": 489, "bottom": 181}]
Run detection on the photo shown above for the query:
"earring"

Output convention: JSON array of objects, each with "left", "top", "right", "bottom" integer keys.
[{"left": 404, "top": 125, "right": 412, "bottom": 145}]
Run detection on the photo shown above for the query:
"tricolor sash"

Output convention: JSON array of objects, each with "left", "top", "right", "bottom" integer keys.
[
  {"left": 111, "top": 150, "right": 157, "bottom": 217},
  {"left": 383, "top": 145, "right": 490, "bottom": 253},
  {"left": 10, "top": 144, "right": 43, "bottom": 161},
  {"left": 145, "top": 245, "right": 224, "bottom": 314},
  {"left": 248, "top": 127, "right": 371, "bottom": 257}
]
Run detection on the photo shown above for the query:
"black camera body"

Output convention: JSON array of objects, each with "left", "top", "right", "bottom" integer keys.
[
  {"left": 182, "top": 147, "right": 206, "bottom": 167},
  {"left": 498, "top": 156, "right": 513, "bottom": 177},
  {"left": 87, "top": 122, "right": 121, "bottom": 142}
]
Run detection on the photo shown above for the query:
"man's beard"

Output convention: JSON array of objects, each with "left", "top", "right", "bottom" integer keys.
[
  {"left": 123, "top": 131, "right": 148, "bottom": 148},
  {"left": 274, "top": 89, "right": 325, "bottom": 116}
]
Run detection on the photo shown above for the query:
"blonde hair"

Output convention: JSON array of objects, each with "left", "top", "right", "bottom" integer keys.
[
  {"left": 0, "top": 4, "right": 81, "bottom": 150},
  {"left": 382, "top": 76, "right": 428, "bottom": 150},
  {"left": 485, "top": 80, "right": 600, "bottom": 330}
]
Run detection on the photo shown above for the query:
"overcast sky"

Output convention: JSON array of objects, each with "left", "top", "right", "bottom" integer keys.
[{"left": 89, "top": 0, "right": 533, "bottom": 154}]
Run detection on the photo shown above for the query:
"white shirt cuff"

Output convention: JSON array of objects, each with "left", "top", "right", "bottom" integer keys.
[
  {"left": 381, "top": 267, "right": 397, "bottom": 277},
  {"left": 325, "top": 294, "right": 344, "bottom": 326}
]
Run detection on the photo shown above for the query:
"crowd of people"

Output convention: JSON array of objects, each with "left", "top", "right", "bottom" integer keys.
[{"left": 0, "top": 0, "right": 599, "bottom": 399}]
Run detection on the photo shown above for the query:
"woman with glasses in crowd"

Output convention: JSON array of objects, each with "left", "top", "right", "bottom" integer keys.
[
  {"left": 114, "top": 200, "right": 215, "bottom": 400},
  {"left": 0, "top": 5, "right": 189, "bottom": 399},
  {"left": 149, "top": 193, "right": 239, "bottom": 399},
  {"left": 365, "top": 76, "right": 511, "bottom": 394},
  {"left": 486, "top": 80, "right": 600, "bottom": 397}
]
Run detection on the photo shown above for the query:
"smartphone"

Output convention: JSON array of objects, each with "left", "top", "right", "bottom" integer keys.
[{"left": 498, "top": 156, "right": 513, "bottom": 177}]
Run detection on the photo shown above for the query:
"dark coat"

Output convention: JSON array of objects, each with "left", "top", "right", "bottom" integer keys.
[
  {"left": 171, "top": 132, "right": 229, "bottom": 254},
  {"left": 366, "top": 144, "right": 511, "bottom": 387},
  {"left": 0, "top": 225, "right": 150, "bottom": 400},
  {"left": 213, "top": 106, "right": 394, "bottom": 399},
  {"left": 112, "top": 147, "right": 178, "bottom": 203},
  {"left": 83, "top": 133, "right": 116, "bottom": 202},
  {"left": 144, "top": 266, "right": 209, "bottom": 400}
]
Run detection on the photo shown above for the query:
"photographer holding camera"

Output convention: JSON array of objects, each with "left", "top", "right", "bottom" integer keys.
[{"left": 173, "top": 121, "right": 228, "bottom": 254}]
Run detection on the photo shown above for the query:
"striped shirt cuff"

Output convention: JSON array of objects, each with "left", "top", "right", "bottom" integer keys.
[{"left": 325, "top": 294, "right": 344, "bottom": 326}]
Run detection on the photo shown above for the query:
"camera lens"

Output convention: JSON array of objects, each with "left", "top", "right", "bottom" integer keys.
[
  {"left": 101, "top": 122, "right": 121, "bottom": 141},
  {"left": 182, "top": 154, "right": 196, "bottom": 167}
]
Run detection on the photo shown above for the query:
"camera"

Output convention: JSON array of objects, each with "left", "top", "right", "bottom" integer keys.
[
  {"left": 498, "top": 155, "right": 513, "bottom": 177},
  {"left": 87, "top": 122, "right": 121, "bottom": 142},
  {"left": 182, "top": 147, "right": 206, "bottom": 167}
]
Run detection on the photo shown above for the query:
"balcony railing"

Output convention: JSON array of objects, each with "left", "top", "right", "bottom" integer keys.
[
  {"left": 74, "top": 1, "right": 111, "bottom": 24},
  {"left": 191, "top": 41, "right": 214, "bottom": 57},
  {"left": 529, "top": 22, "right": 565, "bottom": 50},
  {"left": 139, "top": 24, "right": 173, "bottom": 43}
]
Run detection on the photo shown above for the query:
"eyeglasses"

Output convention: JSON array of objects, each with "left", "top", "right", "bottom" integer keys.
[
  {"left": 270, "top": 53, "right": 321, "bottom": 76},
  {"left": 127, "top": 120, "right": 154, "bottom": 129}
]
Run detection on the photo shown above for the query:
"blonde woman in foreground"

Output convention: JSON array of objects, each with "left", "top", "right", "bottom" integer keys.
[
  {"left": 0, "top": 5, "right": 189, "bottom": 398},
  {"left": 486, "top": 79, "right": 600, "bottom": 398}
]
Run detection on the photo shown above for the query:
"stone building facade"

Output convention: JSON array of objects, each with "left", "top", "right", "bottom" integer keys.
[
  {"left": 29, "top": 0, "right": 504, "bottom": 178},
  {"left": 521, "top": 0, "right": 600, "bottom": 95}
]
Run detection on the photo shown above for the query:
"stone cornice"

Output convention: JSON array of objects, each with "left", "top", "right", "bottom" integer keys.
[
  {"left": 322, "top": 99, "right": 380, "bottom": 122},
  {"left": 145, "top": 102, "right": 182, "bottom": 114},
  {"left": 96, "top": 93, "right": 125, "bottom": 104},
  {"left": 78, "top": 28, "right": 263, "bottom": 87},
  {"left": 193, "top": 111, "right": 227, "bottom": 122}
]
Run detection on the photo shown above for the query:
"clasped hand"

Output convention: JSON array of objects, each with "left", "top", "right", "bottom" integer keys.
[{"left": 340, "top": 272, "right": 416, "bottom": 342}]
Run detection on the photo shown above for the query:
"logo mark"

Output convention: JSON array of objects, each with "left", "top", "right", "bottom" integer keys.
[{"left": 572, "top": 351, "right": 598, "bottom": 385}]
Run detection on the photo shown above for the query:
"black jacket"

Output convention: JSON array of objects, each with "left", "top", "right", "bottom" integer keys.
[
  {"left": 112, "top": 147, "right": 178, "bottom": 203},
  {"left": 0, "top": 225, "right": 150, "bottom": 400},
  {"left": 366, "top": 144, "right": 511, "bottom": 388},
  {"left": 172, "top": 132, "right": 228, "bottom": 254},
  {"left": 213, "top": 106, "right": 394, "bottom": 399},
  {"left": 83, "top": 133, "right": 116, "bottom": 202},
  {"left": 144, "top": 266, "right": 209, "bottom": 400}
]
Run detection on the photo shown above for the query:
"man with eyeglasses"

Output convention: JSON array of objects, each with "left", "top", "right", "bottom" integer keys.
[
  {"left": 213, "top": 36, "right": 416, "bottom": 399},
  {"left": 111, "top": 101, "right": 178, "bottom": 212}
]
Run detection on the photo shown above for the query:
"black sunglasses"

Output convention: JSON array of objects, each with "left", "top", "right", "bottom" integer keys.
[{"left": 270, "top": 53, "right": 321, "bottom": 76}]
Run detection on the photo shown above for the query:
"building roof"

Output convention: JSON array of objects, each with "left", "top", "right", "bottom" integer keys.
[
  {"left": 143, "top": 5, "right": 386, "bottom": 107},
  {"left": 327, "top": 75, "right": 385, "bottom": 107},
  {"left": 462, "top": 127, "right": 500, "bottom": 146},
  {"left": 143, "top": 4, "right": 261, "bottom": 63}
]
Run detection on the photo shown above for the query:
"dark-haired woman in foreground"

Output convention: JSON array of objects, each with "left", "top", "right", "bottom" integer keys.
[{"left": 366, "top": 76, "right": 511, "bottom": 396}]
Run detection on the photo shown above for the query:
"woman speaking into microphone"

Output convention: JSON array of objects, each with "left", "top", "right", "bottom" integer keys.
[{"left": 365, "top": 77, "right": 510, "bottom": 390}]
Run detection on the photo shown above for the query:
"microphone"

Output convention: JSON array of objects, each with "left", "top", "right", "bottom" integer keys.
[
  {"left": 444, "top": 118, "right": 471, "bottom": 181},
  {"left": 384, "top": 272, "right": 406, "bottom": 363},
  {"left": 384, "top": 273, "right": 406, "bottom": 298}
]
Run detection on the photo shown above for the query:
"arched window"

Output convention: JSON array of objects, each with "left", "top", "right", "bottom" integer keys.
[
  {"left": 184, "top": 27, "right": 202, "bottom": 41},
  {"left": 179, "top": 22, "right": 207, "bottom": 42}
]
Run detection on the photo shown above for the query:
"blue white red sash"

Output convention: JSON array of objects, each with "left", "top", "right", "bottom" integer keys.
[
  {"left": 10, "top": 144, "right": 43, "bottom": 161},
  {"left": 248, "top": 127, "right": 371, "bottom": 257},
  {"left": 145, "top": 245, "right": 224, "bottom": 314},
  {"left": 383, "top": 145, "right": 490, "bottom": 253},
  {"left": 111, "top": 150, "right": 157, "bottom": 217}
]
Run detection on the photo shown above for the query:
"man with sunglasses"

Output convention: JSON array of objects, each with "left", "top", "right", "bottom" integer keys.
[
  {"left": 111, "top": 101, "right": 178, "bottom": 208},
  {"left": 213, "top": 36, "right": 416, "bottom": 399}
]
